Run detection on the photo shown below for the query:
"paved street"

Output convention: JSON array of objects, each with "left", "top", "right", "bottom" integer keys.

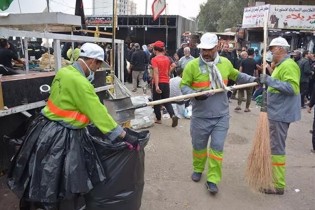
[
  {"left": 140, "top": 95, "right": 315, "bottom": 210},
  {"left": 1, "top": 89, "right": 314, "bottom": 210}
]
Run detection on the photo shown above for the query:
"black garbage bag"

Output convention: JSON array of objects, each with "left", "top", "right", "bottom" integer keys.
[
  {"left": 85, "top": 126, "right": 150, "bottom": 210},
  {"left": 7, "top": 115, "right": 106, "bottom": 209}
]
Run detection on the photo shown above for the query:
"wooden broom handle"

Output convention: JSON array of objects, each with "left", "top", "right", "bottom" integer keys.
[
  {"left": 262, "top": 9, "right": 268, "bottom": 76},
  {"left": 146, "top": 82, "right": 258, "bottom": 107}
]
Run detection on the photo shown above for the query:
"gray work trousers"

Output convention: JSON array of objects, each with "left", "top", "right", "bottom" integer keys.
[{"left": 269, "top": 119, "right": 290, "bottom": 155}]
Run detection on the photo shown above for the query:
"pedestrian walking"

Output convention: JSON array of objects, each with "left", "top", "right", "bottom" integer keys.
[
  {"left": 130, "top": 43, "right": 149, "bottom": 93},
  {"left": 298, "top": 50, "right": 313, "bottom": 108},
  {"left": 235, "top": 48, "right": 258, "bottom": 112},
  {"left": 151, "top": 40, "right": 178, "bottom": 127}
]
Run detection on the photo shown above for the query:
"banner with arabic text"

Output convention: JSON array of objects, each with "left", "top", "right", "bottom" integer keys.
[
  {"left": 268, "top": 5, "right": 315, "bottom": 30},
  {"left": 242, "top": 5, "right": 270, "bottom": 28}
]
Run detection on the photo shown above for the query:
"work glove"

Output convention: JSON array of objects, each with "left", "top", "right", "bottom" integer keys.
[
  {"left": 195, "top": 90, "right": 211, "bottom": 100},
  {"left": 259, "top": 74, "right": 268, "bottom": 85},
  {"left": 254, "top": 74, "right": 268, "bottom": 85},
  {"left": 115, "top": 129, "right": 140, "bottom": 150}
]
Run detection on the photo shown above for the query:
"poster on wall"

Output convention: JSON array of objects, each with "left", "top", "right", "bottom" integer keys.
[
  {"left": 242, "top": 5, "right": 270, "bottom": 28},
  {"left": 268, "top": 5, "right": 315, "bottom": 30}
]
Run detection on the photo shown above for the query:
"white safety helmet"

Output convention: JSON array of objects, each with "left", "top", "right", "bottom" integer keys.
[
  {"left": 269, "top": 37, "right": 290, "bottom": 47},
  {"left": 80, "top": 43, "right": 105, "bottom": 62},
  {"left": 197, "top": 33, "right": 218, "bottom": 49}
]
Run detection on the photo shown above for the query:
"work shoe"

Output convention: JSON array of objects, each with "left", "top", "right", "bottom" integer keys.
[
  {"left": 244, "top": 108, "right": 251, "bottom": 112},
  {"left": 261, "top": 188, "right": 284, "bottom": 195},
  {"left": 171, "top": 116, "right": 178, "bottom": 127},
  {"left": 234, "top": 106, "right": 241, "bottom": 111},
  {"left": 191, "top": 172, "right": 202, "bottom": 182},
  {"left": 132, "top": 89, "right": 137, "bottom": 92},
  {"left": 205, "top": 181, "right": 218, "bottom": 195}
]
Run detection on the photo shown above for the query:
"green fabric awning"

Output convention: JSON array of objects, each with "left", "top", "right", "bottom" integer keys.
[{"left": 0, "top": 0, "right": 14, "bottom": 11}]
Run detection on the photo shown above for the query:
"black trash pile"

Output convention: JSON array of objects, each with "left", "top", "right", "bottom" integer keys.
[{"left": 85, "top": 125, "right": 150, "bottom": 210}]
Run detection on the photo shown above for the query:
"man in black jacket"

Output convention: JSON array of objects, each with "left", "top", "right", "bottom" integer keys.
[
  {"left": 0, "top": 38, "right": 25, "bottom": 75},
  {"left": 130, "top": 43, "right": 149, "bottom": 93},
  {"left": 298, "top": 50, "right": 313, "bottom": 108}
]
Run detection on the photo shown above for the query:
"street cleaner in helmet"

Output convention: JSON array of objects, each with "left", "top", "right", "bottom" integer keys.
[
  {"left": 7, "top": 43, "right": 139, "bottom": 209},
  {"left": 259, "top": 37, "right": 300, "bottom": 195},
  {"left": 180, "top": 33, "right": 259, "bottom": 195}
]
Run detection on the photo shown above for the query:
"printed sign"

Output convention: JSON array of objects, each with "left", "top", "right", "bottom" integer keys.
[
  {"left": 268, "top": 5, "right": 315, "bottom": 30},
  {"left": 85, "top": 16, "right": 113, "bottom": 26},
  {"left": 242, "top": 5, "right": 270, "bottom": 28}
]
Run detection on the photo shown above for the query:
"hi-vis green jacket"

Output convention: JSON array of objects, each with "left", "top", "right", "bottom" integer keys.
[
  {"left": 42, "top": 62, "right": 123, "bottom": 140},
  {"left": 180, "top": 56, "right": 256, "bottom": 118}
]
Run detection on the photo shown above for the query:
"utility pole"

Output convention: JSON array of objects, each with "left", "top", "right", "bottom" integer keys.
[
  {"left": 93, "top": 0, "right": 95, "bottom": 15},
  {"left": 111, "top": 0, "right": 117, "bottom": 78},
  {"left": 46, "top": 0, "right": 50, "bottom": 12}
]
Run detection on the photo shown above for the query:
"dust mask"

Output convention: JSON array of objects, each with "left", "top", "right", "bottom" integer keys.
[{"left": 78, "top": 58, "right": 95, "bottom": 82}]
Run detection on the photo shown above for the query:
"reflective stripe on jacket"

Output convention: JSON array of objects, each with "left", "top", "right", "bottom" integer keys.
[
  {"left": 42, "top": 64, "right": 123, "bottom": 139},
  {"left": 180, "top": 56, "right": 256, "bottom": 118},
  {"left": 180, "top": 57, "right": 238, "bottom": 118}
]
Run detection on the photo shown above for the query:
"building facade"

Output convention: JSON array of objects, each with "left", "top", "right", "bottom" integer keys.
[{"left": 93, "top": 0, "right": 136, "bottom": 15}]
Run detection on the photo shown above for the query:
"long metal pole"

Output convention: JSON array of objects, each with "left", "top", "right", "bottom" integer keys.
[
  {"left": 145, "top": 0, "right": 148, "bottom": 15},
  {"left": 46, "top": 0, "right": 50, "bottom": 12},
  {"left": 111, "top": 0, "right": 117, "bottom": 76}
]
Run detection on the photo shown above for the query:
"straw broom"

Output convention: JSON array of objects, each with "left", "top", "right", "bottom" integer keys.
[{"left": 245, "top": 10, "right": 274, "bottom": 191}]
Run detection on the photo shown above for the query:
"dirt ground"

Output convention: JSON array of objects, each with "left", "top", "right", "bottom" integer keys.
[{"left": 1, "top": 89, "right": 315, "bottom": 210}]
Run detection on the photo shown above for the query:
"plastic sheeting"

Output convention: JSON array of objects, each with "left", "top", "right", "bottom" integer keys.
[
  {"left": 7, "top": 115, "right": 106, "bottom": 207},
  {"left": 85, "top": 126, "right": 150, "bottom": 210},
  {"left": 7, "top": 115, "right": 149, "bottom": 210}
]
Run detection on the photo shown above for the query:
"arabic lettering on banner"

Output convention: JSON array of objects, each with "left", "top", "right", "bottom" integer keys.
[
  {"left": 268, "top": 5, "right": 315, "bottom": 30},
  {"left": 85, "top": 16, "right": 113, "bottom": 26},
  {"left": 242, "top": 5, "right": 270, "bottom": 28}
]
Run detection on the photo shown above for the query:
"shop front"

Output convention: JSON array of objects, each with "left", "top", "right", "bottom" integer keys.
[{"left": 241, "top": 4, "right": 315, "bottom": 53}]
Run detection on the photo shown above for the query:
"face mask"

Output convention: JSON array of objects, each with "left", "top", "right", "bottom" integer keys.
[
  {"left": 266, "top": 51, "right": 273, "bottom": 62},
  {"left": 78, "top": 58, "right": 95, "bottom": 82}
]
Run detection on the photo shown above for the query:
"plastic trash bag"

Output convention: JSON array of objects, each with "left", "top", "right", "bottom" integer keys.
[
  {"left": 85, "top": 126, "right": 150, "bottom": 210},
  {"left": 130, "top": 96, "right": 155, "bottom": 130},
  {"left": 7, "top": 115, "right": 106, "bottom": 209}
]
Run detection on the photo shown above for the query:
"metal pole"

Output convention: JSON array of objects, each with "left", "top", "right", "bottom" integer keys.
[
  {"left": 165, "top": 7, "right": 168, "bottom": 49},
  {"left": 111, "top": 0, "right": 117, "bottom": 76},
  {"left": 17, "top": 0, "right": 22, "bottom": 13},
  {"left": 24, "top": 38, "right": 29, "bottom": 74},
  {"left": 46, "top": 0, "right": 50, "bottom": 12},
  {"left": 145, "top": 0, "right": 148, "bottom": 15},
  {"left": 93, "top": 0, "right": 95, "bottom": 15}
]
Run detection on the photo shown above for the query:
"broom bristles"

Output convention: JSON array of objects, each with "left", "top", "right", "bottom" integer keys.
[{"left": 245, "top": 112, "right": 274, "bottom": 191}]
